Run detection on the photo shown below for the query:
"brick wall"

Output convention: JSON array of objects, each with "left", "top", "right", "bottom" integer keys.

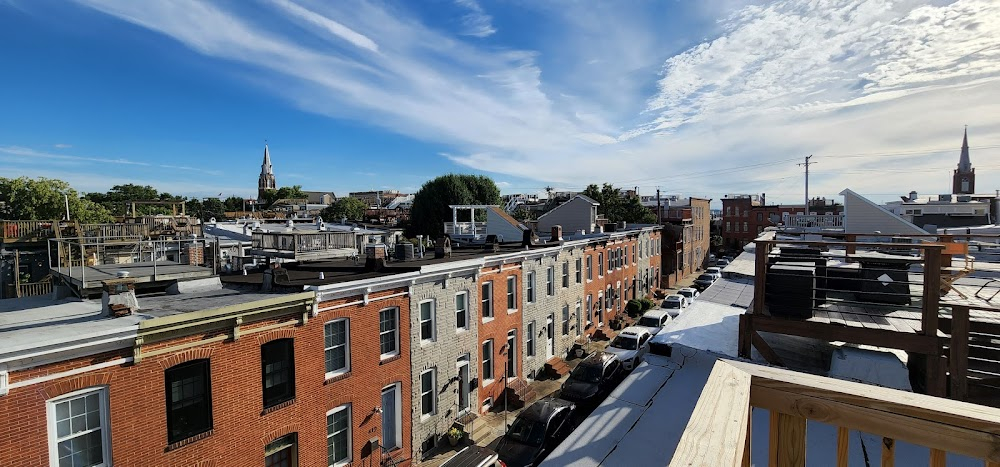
[
  {"left": 476, "top": 264, "right": 523, "bottom": 410},
  {"left": 521, "top": 247, "right": 585, "bottom": 377}
]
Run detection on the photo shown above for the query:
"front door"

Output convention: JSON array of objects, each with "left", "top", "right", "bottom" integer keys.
[
  {"left": 457, "top": 357, "right": 470, "bottom": 414},
  {"left": 381, "top": 384, "right": 399, "bottom": 449},
  {"left": 546, "top": 315, "right": 555, "bottom": 359},
  {"left": 506, "top": 330, "right": 517, "bottom": 378}
]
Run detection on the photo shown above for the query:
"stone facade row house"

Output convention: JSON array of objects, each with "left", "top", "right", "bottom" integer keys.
[{"left": 0, "top": 225, "right": 661, "bottom": 466}]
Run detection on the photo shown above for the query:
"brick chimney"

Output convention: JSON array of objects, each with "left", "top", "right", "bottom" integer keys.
[
  {"left": 365, "top": 244, "right": 387, "bottom": 271},
  {"left": 101, "top": 276, "right": 140, "bottom": 318},
  {"left": 551, "top": 225, "right": 563, "bottom": 241}
]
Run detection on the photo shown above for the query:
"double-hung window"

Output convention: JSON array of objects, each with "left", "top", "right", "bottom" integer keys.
[
  {"left": 166, "top": 360, "right": 213, "bottom": 444},
  {"left": 262, "top": 339, "right": 295, "bottom": 408},
  {"left": 455, "top": 292, "right": 468, "bottom": 330},
  {"left": 598, "top": 253, "right": 604, "bottom": 277},
  {"left": 419, "top": 300, "right": 436, "bottom": 343},
  {"left": 482, "top": 282, "right": 493, "bottom": 319},
  {"left": 327, "top": 405, "right": 351, "bottom": 466},
  {"left": 546, "top": 267, "right": 554, "bottom": 295},
  {"left": 575, "top": 258, "right": 582, "bottom": 283},
  {"left": 47, "top": 387, "right": 111, "bottom": 467},
  {"left": 482, "top": 340, "right": 494, "bottom": 382},
  {"left": 624, "top": 246, "right": 629, "bottom": 267},
  {"left": 562, "top": 305, "right": 570, "bottom": 336},
  {"left": 562, "top": 262, "right": 569, "bottom": 288},
  {"left": 526, "top": 321, "right": 535, "bottom": 357},
  {"left": 506, "top": 276, "right": 517, "bottom": 311},
  {"left": 526, "top": 271, "right": 535, "bottom": 303},
  {"left": 324, "top": 319, "right": 350, "bottom": 378},
  {"left": 586, "top": 256, "right": 592, "bottom": 281},
  {"left": 420, "top": 369, "right": 437, "bottom": 418},
  {"left": 379, "top": 307, "right": 399, "bottom": 359}
]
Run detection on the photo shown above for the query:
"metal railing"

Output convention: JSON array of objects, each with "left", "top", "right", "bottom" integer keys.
[
  {"left": 251, "top": 231, "right": 356, "bottom": 253},
  {"left": 782, "top": 213, "right": 844, "bottom": 228},
  {"left": 49, "top": 236, "right": 214, "bottom": 286},
  {"left": 669, "top": 359, "right": 1000, "bottom": 466},
  {"left": 443, "top": 221, "right": 487, "bottom": 236}
]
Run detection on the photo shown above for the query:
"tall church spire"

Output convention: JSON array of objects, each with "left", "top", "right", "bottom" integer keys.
[
  {"left": 258, "top": 142, "right": 276, "bottom": 199},
  {"left": 958, "top": 126, "right": 971, "bottom": 173},
  {"left": 952, "top": 127, "right": 975, "bottom": 195}
]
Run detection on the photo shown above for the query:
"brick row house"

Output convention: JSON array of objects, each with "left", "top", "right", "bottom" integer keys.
[{"left": 0, "top": 221, "right": 660, "bottom": 466}]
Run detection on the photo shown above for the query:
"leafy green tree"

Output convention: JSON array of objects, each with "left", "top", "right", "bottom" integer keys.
[
  {"left": 582, "top": 183, "right": 656, "bottom": 224},
  {"left": 511, "top": 205, "right": 536, "bottom": 222},
  {"left": 259, "top": 185, "right": 307, "bottom": 207},
  {"left": 0, "top": 176, "right": 113, "bottom": 223},
  {"left": 409, "top": 174, "right": 501, "bottom": 236},
  {"left": 321, "top": 197, "right": 367, "bottom": 222},
  {"left": 223, "top": 196, "right": 245, "bottom": 212},
  {"left": 85, "top": 183, "right": 180, "bottom": 215}
]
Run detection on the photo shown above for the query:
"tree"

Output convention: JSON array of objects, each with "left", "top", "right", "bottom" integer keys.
[
  {"left": 581, "top": 183, "right": 656, "bottom": 224},
  {"left": 85, "top": 184, "right": 180, "bottom": 216},
  {"left": 223, "top": 196, "right": 245, "bottom": 212},
  {"left": 320, "top": 197, "right": 367, "bottom": 222},
  {"left": 409, "top": 174, "right": 501, "bottom": 236},
  {"left": 511, "top": 205, "right": 536, "bottom": 222},
  {"left": 259, "top": 185, "right": 306, "bottom": 207},
  {"left": 0, "top": 176, "right": 113, "bottom": 223}
]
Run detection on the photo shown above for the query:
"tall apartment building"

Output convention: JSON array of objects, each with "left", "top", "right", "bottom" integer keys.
[{"left": 0, "top": 208, "right": 661, "bottom": 466}]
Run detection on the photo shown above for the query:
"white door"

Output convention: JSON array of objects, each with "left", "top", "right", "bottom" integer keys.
[
  {"left": 457, "top": 357, "right": 470, "bottom": 414},
  {"left": 546, "top": 315, "right": 555, "bottom": 359}
]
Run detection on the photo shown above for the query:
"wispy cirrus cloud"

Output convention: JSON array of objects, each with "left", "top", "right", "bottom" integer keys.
[
  {"left": 454, "top": 0, "right": 495, "bottom": 38},
  {"left": 0, "top": 146, "right": 223, "bottom": 176},
  {"left": 53, "top": 143, "right": 72, "bottom": 149},
  {"left": 66, "top": 0, "right": 1000, "bottom": 204}
]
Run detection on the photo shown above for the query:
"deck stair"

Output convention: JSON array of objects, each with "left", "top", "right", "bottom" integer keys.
[{"left": 544, "top": 357, "right": 571, "bottom": 379}]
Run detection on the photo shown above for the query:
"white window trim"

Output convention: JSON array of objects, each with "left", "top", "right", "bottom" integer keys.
[
  {"left": 419, "top": 368, "right": 437, "bottom": 420},
  {"left": 325, "top": 318, "right": 351, "bottom": 380},
  {"left": 379, "top": 307, "right": 400, "bottom": 360},
  {"left": 47, "top": 386, "right": 112, "bottom": 467},
  {"left": 419, "top": 299, "right": 436, "bottom": 344},
  {"left": 327, "top": 404, "right": 352, "bottom": 467},
  {"left": 506, "top": 276, "right": 518, "bottom": 313},
  {"left": 526, "top": 271, "right": 535, "bottom": 304},
  {"left": 546, "top": 267, "right": 554, "bottom": 296},
  {"left": 482, "top": 340, "right": 494, "bottom": 385},
  {"left": 526, "top": 321, "right": 536, "bottom": 357},
  {"left": 455, "top": 291, "right": 469, "bottom": 331},
  {"left": 598, "top": 253, "right": 604, "bottom": 278},
  {"left": 482, "top": 282, "right": 494, "bottom": 320}
]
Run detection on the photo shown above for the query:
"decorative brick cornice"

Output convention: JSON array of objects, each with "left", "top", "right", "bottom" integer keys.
[
  {"left": 158, "top": 348, "right": 215, "bottom": 370},
  {"left": 256, "top": 329, "right": 296, "bottom": 345},
  {"left": 40, "top": 372, "right": 112, "bottom": 399},
  {"left": 261, "top": 423, "right": 302, "bottom": 446}
]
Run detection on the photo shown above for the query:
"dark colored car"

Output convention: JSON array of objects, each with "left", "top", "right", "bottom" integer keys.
[
  {"left": 496, "top": 397, "right": 576, "bottom": 467},
  {"left": 692, "top": 273, "right": 716, "bottom": 291},
  {"left": 559, "top": 352, "right": 625, "bottom": 406}
]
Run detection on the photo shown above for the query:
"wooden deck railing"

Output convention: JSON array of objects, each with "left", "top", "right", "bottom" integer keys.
[
  {"left": 16, "top": 277, "right": 52, "bottom": 298},
  {"left": 80, "top": 223, "right": 149, "bottom": 239},
  {"left": 669, "top": 360, "right": 1000, "bottom": 467},
  {"left": 2, "top": 220, "right": 57, "bottom": 243}
]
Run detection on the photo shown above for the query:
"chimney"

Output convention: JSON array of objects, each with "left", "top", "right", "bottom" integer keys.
[
  {"left": 551, "top": 225, "right": 563, "bottom": 241},
  {"left": 365, "top": 244, "right": 387, "bottom": 271},
  {"left": 101, "top": 274, "right": 139, "bottom": 318},
  {"left": 761, "top": 193, "right": 766, "bottom": 205},
  {"left": 909, "top": 190, "right": 918, "bottom": 201}
]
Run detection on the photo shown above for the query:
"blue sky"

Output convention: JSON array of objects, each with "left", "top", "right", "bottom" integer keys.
[{"left": 2, "top": 0, "right": 999, "bottom": 205}]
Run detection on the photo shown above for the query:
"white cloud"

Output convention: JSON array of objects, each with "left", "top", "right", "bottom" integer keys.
[
  {"left": 67, "top": 0, "right": 1000, "bottom": 204},
  {"left": 0, "top": 146, "right": 222, "bottom": 175},
  {"left": 454, "top": 0, "right": 496, "bottom": 38},
  {"left": 53, "top": 143, "right": 72, "bottom": 149}
]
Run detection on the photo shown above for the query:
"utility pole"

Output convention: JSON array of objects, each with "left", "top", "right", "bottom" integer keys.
[
  {"left": 656, "top": 188, "right": 662, "bottom": 224},
  {"left": 798, "top": 155, "right": 815, "bottom": 214}
]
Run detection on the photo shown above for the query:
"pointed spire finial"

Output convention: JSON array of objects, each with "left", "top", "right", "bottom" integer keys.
[{"left": 958, "top": 127, "right": 971, "bottom": 172}]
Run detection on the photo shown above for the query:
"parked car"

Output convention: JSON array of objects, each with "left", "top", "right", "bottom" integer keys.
[
  {"left": 636, "top": 309, "right": 672, "bottom": 336},
  {"left": 677, "top": 287, "right": 700, "bottom": 303},
  {"left": 661, "top": 295, "right": 687, "bottom": 317},
  {"left": 693, "top": 273, "right": 716, "bottom": 291},
  {"left": 605, "top": 326, "right": 652, "bottom": 371},
  {"left": 705, "top": 267, "right": 722, "bottom": 280},
  {"left": 559, "top": 351, "right": 625, "bottom": 406},
  {"left": 441, "top": 445, "right": 501, "bottom": 467},
  {"left": 717, "top": 258, "right": 731, "bottom": 268},
  {"left": 496, "top": 397, "right": 577, "bottom": 467}
]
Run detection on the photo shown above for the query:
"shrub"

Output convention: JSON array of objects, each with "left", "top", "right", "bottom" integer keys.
[
  {"left": 626, "top": 299, "right": 641, "bottom": 316},
  {"left": 639, "top": 297, "right": 655, "bottom": 311}
]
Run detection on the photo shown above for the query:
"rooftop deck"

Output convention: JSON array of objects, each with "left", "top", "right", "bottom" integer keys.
[{"left": 739, "top": 235, "right": 1000, "bottom": 407}]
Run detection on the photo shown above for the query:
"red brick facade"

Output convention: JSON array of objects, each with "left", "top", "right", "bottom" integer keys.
[{"left": 476, "top": 264, "right": 523, "bottom": 409}]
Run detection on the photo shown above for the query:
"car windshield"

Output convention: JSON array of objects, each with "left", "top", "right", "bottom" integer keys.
[
  {"left": 570, "top": 364, "right": 603, "bottom": 383},
  {"left": 664, "top": 300, "right": 681, "bottom": 309},
  {"left": 506, "top": 416, "right": 545, "bottom": 447},
  {"left": 697, "top": 274, "right": 713, "bottom": 281},
  {"left": 679, "top": 291, "right": 693, "bottom": 298},
  {"left": 638, "top": 316, "right": 661, "bottom": 327},
  {"left": 611, "top": 335, "right": 638, "bottom": 350}
]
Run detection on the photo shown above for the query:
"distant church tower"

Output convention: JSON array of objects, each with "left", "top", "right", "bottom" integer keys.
[
  {"left": 258, "top": 143, "right": 276, "bottom": 199},
  {"left": 952, "top": 128, "right": 975, "bottom": 195}
]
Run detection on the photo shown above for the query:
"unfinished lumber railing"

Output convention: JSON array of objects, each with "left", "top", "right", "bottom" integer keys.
[
  {"left": 669, "top": 360, "right": 1000, "bottom": 467},
  {"left": 943, "top": 304, "right": 1000, "bottom": 405}
]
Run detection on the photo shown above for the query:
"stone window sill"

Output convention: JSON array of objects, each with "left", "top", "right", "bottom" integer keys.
[{"left": 165, "top": 429, "right": 213, "bottom": 452}]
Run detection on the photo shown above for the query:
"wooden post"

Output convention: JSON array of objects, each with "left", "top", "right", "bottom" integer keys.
[
  {"left": 769, "top": 412, "right": 806, "bottom": 467},
  {"left": 754, "top": 240, "right": 768, "bottom": 315},
  {"left": 881, "top": 437, "right": 895, "bottom": 467},
  {"left": 845, "top": 234, "right": 857, "bottom": 258},
  {"left": 950, "top": 305, "right": 970, "bottom": 401},
  {"left": 922, "top": 245, "right": 944, "bottom": 397},
  {"left": 836, "top": 427, "right": 849, "bottom": 467},
  {"left": 929, "top": 448, "right": 946, "bottom": 467},
  {"left": 940, "top": 235, "right": 953, "bottom": 268}
]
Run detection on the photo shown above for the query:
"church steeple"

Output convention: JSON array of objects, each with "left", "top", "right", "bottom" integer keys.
[
  {"left": 258, "top": 142, "right": 276, "bottom": 199},
  {"left": 952, "top": 127, "right": 975, "bottom": 195}
]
